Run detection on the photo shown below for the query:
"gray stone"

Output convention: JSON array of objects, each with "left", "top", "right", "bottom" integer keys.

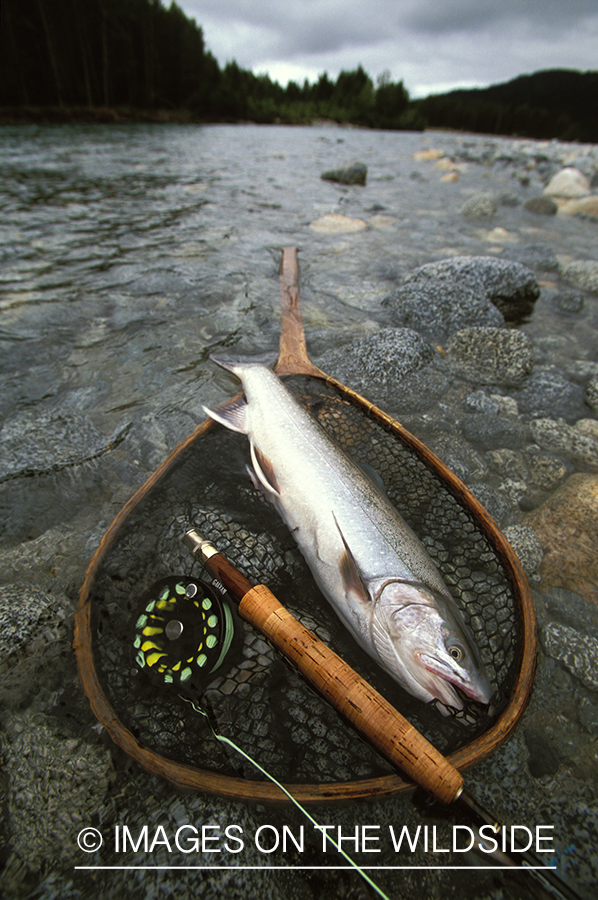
[
  {"left": 554, "top": 291, "right": 585, "bottom": 314},
  {"left": 503, "top": 525, "right": 544, "bottom": 576},
  {"left": 1, "top": 710, "right": 115, "bottom": 870},
  {"left": 586, "top": 374, "right": 598, "bottom": 411},
  {"left": 503, "top": 243, "right": 559, "bottom": 271},
  {"left": 544, "top": 167, "right": 591, "bottom": 198},
  {"left": 384, "top": 256, "right": 540, "bottom": 343},
  {"left": 460, "top": 192, "right": 497, "bottom": 218},
  {"left": 0, "top": 584, "right": 55, "bottom": 660},
  {"left": 461, "top": 413, "right": 527, "bottom": 451},
  {"left": 529, "top": 419, "right": 598, "bottom": 470},
  {"left": 317, "top": 327, "right": 434, "bottom": 394},
  {"left": 560, "top": 259, "right": 598, "bottom": 294},
  {"left": 321, "top": 161, "right": 367, "bottom": 185},
  {"left": 543, "top": 623, "right": 598, "bottom": 692},
  {"left": 463, "top": 390, "right": 500, "bottom": 415},
  {"left": 0, "top": 409, "right": 129, "bottom": 482},
  {"left": 523, "top": 196, "right": 558, "bottom": 216},
  {"left": 446, "top": 326, "right": 534, "bottom": 387},
  {"left": 515, "top": 368, "right": 586, "bottom": 421}
]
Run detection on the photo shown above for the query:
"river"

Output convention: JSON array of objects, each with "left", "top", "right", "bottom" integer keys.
[{"left": 1, "top": 123, "right": 597, "bottom": 899}]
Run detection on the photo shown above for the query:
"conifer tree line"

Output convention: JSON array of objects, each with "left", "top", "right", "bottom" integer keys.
[
  {"left": 0, "top": 0, "right": 423, "bottom": 129},
  {"left": 1, "top": 0, "right": 594, "bottom": 140}
]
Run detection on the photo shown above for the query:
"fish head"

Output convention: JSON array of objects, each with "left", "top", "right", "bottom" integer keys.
[{"left": 372, "top": 580, "right": 493, "bottom": 711}]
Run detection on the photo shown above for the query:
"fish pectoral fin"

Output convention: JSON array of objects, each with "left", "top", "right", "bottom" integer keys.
[
  {"left": 250, "top": 442, "right": 281, "bottom": 496},
  {"left": 203, "top": 397, "right": 248, "bottom": 434},
  {"left": 333, "top": 514, "right": 370, "bottom": 605}
]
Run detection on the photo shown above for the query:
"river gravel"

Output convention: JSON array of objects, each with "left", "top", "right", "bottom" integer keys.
[{"left": 1, "top": 123, "right": 598, "bottom": 899}]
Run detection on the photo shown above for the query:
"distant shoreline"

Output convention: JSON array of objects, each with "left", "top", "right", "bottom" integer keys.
[{"left": 0, "top": 106, "right": 212, "bottom": 126}]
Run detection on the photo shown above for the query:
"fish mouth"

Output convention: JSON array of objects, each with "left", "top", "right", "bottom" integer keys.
[{"left": 416, "top": 652, "right": 492, "bottom": 708}]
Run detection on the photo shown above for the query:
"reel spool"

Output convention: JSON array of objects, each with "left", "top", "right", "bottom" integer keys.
[{"left": 131, "top": 576, "right": 242, "bottom": 698}]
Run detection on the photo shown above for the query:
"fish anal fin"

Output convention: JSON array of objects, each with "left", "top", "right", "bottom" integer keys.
[
  {"left": 250, "top": 443, "right": 280, "bottom": 496},
  {"left": 203, "top": 397, "right": 248, "bottom": 434},
  {"left": 334, "top": 514, "right": 370, "bottom": 604}
]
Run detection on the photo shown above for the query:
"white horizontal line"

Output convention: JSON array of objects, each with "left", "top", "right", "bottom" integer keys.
[{"left": 74, "top": 865, "right": 558, "bottom": 871}]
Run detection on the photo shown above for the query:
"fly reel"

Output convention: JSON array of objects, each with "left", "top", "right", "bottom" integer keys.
[{"left": 131, "top": 575, "right": 242, "bottom": 698}]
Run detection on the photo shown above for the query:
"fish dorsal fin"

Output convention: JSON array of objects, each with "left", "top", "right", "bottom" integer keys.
[
  {"left": 203, "top": 398, "right": 248, "bottom": 434},
  {"left": 333, "top": 513, "right": 370, "bottom": 604},
  {"left": 250, "top": 442, "right": 280, "bottom": 496}
]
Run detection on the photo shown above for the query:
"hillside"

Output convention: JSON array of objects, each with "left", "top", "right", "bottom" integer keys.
[{"left": 416, "top": 69, "right": 598, "bottom": 143}]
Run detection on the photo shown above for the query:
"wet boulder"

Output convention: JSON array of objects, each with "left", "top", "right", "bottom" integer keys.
[
  {"left": 321, "top": 161, "right": 367, "bottom": 185},
  {"left": 318, "top": 327, "right": 434, "bottom": 391},
  {"left": 384, "top": 256, "right": 540, "bottom": 342}
]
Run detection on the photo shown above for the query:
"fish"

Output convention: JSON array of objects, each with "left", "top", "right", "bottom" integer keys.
[{"left": 203, "top": 360, "right": 492, "bottom": 711}]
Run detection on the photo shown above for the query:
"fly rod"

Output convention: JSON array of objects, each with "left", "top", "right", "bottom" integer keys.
[{"left": 183, "top": 527, "right": 582, "bottom": 900}]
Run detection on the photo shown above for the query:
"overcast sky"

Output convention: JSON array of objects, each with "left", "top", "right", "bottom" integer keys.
[{"left": 179, "top": 0, "right": 597, "bottom": 97}]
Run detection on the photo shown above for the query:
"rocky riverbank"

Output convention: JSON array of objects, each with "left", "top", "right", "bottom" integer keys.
[{"left": 1, "top": 124, "right": 597, "bottom": 899}]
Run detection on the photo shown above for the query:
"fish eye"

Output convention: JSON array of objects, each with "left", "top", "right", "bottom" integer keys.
[{"left": 448, "top": 644, "right": 464, "bottom": 662}]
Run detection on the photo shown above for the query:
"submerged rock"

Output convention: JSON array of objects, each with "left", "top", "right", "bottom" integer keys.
[
  {"left": 529, "top": 419, "right": 598, "bottom": 470},
  {"left": 543, "top": 623, "right": 598, "bottom": 692},
  {"left": 308, "top": 213, "right": 367, "bottom": 234},
  {"left": 1, "top": 710, "right": 115, "bottom": 872},
  {"left": 515, "top": 367, "right": 586, "bottom": 421},
  {"left": 503, "top": 525, "right": 544, "bottom": 577},
  {"left": 446, "top": 326, "right": 534, "bottom": 387},
  {"left": 460, "top": 192, "right": 497, "bottom": 218},
  {"left": 0, "top": 409, "right": 129, "bottom": 482},
  {"left": 524, "top": 196, "right": 558, "bottom": 216},
  {"left": 525, "top": 473, "right": 598, "bottom": 603},
  {"left": 586, "top": 374, "right": 598, "bottom": 411},
  {"left": 560, "top": 258, "right": 598, "bottom": 294},
  {"left": 321, "top": 160, "right": 367, "bottom": 185}
]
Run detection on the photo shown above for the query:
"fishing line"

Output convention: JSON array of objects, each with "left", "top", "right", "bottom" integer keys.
[{"left": 180, "top": 694, "right": 393, "bottom": 900}]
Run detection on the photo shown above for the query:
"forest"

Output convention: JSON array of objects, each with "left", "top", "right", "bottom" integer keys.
[
  {"left": 0, "top": 0, "right": 422, "bottom": 130},
  {"left": 0, "top": 0, "right": 596, "bottom": 141}
]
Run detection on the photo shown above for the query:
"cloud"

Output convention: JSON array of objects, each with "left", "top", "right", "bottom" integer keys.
[{"left": 180, "top": 0, "right": 598, "bottom": 97}]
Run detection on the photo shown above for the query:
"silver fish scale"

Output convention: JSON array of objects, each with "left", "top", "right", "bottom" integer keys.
[{"left": 87, "top": 376, "right": 520, "bottom": 782}]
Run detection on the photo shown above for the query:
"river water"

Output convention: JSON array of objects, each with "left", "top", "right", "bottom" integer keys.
[{"left": 1, "top": 123, "right": 597, "bottom": 899}]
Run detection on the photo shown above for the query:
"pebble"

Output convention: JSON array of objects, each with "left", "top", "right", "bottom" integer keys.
[
  {"left": 515, "top": 367, "right": 586, "bottom": 421},
  {"left": 586, "top": 375, "right": 598, "bottom": 411},
  {"left": 308, "top": 213, "right": 367, "bottom": 234}
]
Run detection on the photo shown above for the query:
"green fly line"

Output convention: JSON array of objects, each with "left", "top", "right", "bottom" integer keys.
[{"left": 181, "top": 695, "right": 393, "bottom": 900}]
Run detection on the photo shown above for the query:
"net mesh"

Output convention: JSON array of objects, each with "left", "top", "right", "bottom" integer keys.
[{"left": 87, "top": 376, "right": 520, "bottom": 786}]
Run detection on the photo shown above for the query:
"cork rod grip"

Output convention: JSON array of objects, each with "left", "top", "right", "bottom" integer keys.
[{"left": 239, "top": 583, "right": 464, "bottom": 805}]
